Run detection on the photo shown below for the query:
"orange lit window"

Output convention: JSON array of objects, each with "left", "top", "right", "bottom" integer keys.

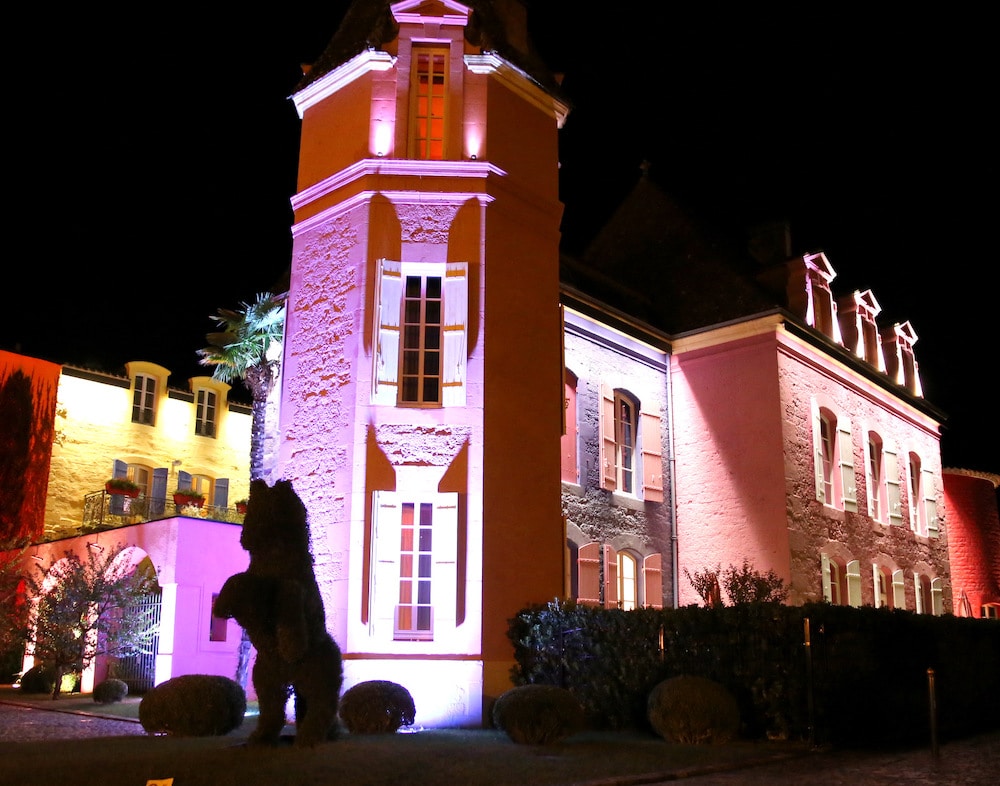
[
  {"left": 411, "top": 46, "right": 447, "bottom": 160},
  {"left": 396, "top": 502, "right": 433, "bottom": 640}
]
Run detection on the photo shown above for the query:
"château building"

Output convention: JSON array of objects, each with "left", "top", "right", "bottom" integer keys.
[{"left": 3, "top": 0, "right": 998, "bottom": 726}]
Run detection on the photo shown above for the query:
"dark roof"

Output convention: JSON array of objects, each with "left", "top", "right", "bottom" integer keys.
[
  {"left": 564, "top": 169, "right": 777, "bottom": 335},
  {"left": 296, "top": 0, "right": 567, "bottom": 102}
]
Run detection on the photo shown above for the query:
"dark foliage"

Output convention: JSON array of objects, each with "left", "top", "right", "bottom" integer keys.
[
  {"left": 647, "top": 675, "right": 740, "bottom": 744},
  {"left": 139, "top": 674, "right": 246, "bottom": 736},
  {"left": 93, "top": 677, "right": 129, "bottom": 704},
  {"left": 492, "top": 684, "right": 585, "bottom": 745},
  {"left": 509, "top": 600, "right": 1000, "bottom": 745},
  {"left": 339, "top": 680, "right": 416, "bottom": 734}
]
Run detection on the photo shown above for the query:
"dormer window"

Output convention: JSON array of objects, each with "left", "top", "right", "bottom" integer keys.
[
  {"left": 132, "top": 374, "right": 156, "bottom": 425},
  {"left": 882, "top": 321, "right": 923, "bottom": 397},
  {"left": 839, "top": 289, "right": 886, "bottom": 372},
  {"left": 195, "top": 388, "right": 217, "bottom": 437}
]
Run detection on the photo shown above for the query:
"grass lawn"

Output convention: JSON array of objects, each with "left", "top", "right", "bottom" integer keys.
[{"left": 0, "top": 687, "right": 812, "bottom": 786}]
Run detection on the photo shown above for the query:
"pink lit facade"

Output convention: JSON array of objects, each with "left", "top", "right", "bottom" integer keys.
[
  {"left": 672, "top": 255, "right": 949, "bottom": 613},
  {"left": 944, "top": 470, "right": 1000, "bottom": 618},
  {"left": 274, "top": 0, "right": 568, "bottom": 726}
]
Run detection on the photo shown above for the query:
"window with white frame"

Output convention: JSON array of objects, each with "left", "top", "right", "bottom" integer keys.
[
  {"left": 892, "top": 569, "right": 906, "bottom": 609},
  {"left": 812, "top": 402, "right": 856, "bottom": 512},
  {"left": 874, "top": 564, "right": 889, "bottom": 608},
  {"left": 371, "top": 490, "right": 458, "bottom": 642},
  {"left": 866, "top": 432, "right": 885, "bottom": 521},
  {"left": 574, "top": 542, "right": 662, "bottom": 609},
  {"left": 914, "top": 571, "right": 930, "bottom": 614},
  {"left": 822, "top": 554, "right": 861, "bottom": 607},
  {"left": 599, "top": 386, "right": 663, "bottom": 501},
  {"left": 195, "top": 388, "right": 217, "bottom": 437},
  {"left": 410, "top": 45, "right": 448, "bottom": 160},
  {"left": 372, "top": 260, "right": 467, "bottom": 407},
  {"left": 906, "top": 451, "right": 938, "bottom": 537},
  {"left": 132, "top": 374, "right": 157, "bottom": 425}
]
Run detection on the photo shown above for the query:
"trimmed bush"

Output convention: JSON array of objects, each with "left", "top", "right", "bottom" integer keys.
[
  {"left": 492, "top": 684, "right": 585, "bottom": 745},
  {"left": 647, "top": 675, "right": 740, "bottom": 744},
  {"left": 18, "top": 666, "right": 56, "bottom": 695},
  {"left": 139, "top": 674, "right": 246, "bottom": 737},
  {"left": 339, "top": 680, "right": 415, "bottom": 734},
  {"left": 93, "top": 678, "right": 129, "bottom": 704}
]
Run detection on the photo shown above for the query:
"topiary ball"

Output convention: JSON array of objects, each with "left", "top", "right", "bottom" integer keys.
[
  {"left": 93, "top": 678, "right": 129, "bottom": 704},
  {"left": 18, "top": 665, "right": 56, "bottom": 695},
  {"left": 492, "top": 684, "right": 585, "bottom": 745},
  {"left": 338, "top": 680, "right": 416, "bottom": 734},
  {"left": 647, "top": 675, "right": 740, "bottom": 744},
  {"left": 139, "top": 674, "right": 246, "bottom": 737}
]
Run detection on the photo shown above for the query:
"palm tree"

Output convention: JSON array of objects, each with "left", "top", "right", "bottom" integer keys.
[
  {"left": 197, "top": 292, "right": 285, "bottom": 481},
  {"left": 197, "top": 292, "right": 285, "bottom": 687}
]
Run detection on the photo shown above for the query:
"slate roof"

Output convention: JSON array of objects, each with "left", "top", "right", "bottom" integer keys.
[
  {"left": 296, "top": 0, "right": 567, "bottom": 102},
  {"left": 562, "top": 169, "right": 779, "bottom": 336}
]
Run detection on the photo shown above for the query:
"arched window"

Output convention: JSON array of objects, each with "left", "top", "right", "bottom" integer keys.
[
  {"left": 812, "top": 401, "right": 856, "bottom": 512},
  {"left": 618, "top": 552, "right": 638, "bottom": 611}
]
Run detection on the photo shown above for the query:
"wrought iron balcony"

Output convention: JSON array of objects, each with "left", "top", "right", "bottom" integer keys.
[{"left": 43, "top": 490, "right": 247, "bottom": 542}]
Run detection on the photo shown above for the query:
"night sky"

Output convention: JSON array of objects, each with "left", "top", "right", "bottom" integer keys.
[{"left": 6, "top": 2, "right": 996, "bottom": 476}]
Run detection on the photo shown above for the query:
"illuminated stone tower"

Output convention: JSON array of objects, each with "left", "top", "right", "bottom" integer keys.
[{"left": 276, "top": 0, "right": 569, "bottom": 725}]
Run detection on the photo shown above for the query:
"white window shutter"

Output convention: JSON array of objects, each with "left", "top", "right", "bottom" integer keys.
[
  {"left": 872, "top": 563, "right": 882, "bottom": 609},
  {"left": 923, "top": 467, "right": 939, "bottom": 537},
  {"left": 577, "top": 542, "right": 601, "bottom": 606},
  {"left": 372, "top": 491, "right": 402, "bottom": 634},
  {"left": 864, "top": 436, "right": 876, "bottom": 517},
  {"left": 913, "top": 572, "right": 923, "bottom": 614},
  {"left": 885, "top": 448, "right": 902, "bottom": 526},
  {"left": 821, "top": 553, "right": 833, "bottom": 603},
  {"left": 441, "top": 262, "right": 467, "bottom": 407},
  {"left": 811, "top": 401, "right": 825, "bottom": 502},
  {"left": 846, "top": 560, "right": 862, "bottom": 607},
  {"left": 838, "top": 418, "right": 857, "bottom": 512},
  {"left": 373, "top": 260, "right": 403, "bottom": 405},
  {"left": 643, "top": 553, "right": 663, "bottom": 609},
  {"left": 599, "top": 385, "right": 617, "bottom": 492},
  {"left": 640, "top": 410, "right": 664, "bottom": 502},
  {"left": 603, "top": 545, "right": 619, "bottom": 609}
]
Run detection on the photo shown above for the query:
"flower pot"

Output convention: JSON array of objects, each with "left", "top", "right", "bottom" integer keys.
[
  {"left": 235, "top": 503, "right": 248, "bottom": 514},
  {"left": 173, "top": 493, "right": 204, "bottom": 508},
  {"left": 106, "top": 482, "right": 139, "bottom": 498}
]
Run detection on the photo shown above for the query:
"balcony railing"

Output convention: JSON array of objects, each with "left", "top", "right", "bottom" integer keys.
[{"left": 40, "top": 491, "right": 246, "bottom": 543}]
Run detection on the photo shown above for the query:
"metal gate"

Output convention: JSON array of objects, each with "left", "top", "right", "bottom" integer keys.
[{"left": 112, "top": 590, "right": 162, "bottom": 694}]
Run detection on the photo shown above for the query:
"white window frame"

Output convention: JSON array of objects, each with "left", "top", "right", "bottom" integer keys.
[
  {"left": 600, "top": 385, "right": 663, "bottom": 501},
  {"left": 195, "top": 388, "right": 217, "bottom": 437},
  {"left": 132, "top": 374, "right": 157, "bottom": 425},
  {"left": 812, "top": 401, "right": 856, "bottom": 512},
  {"left": 372, "top": 260, "right": 467, "bottom": 408}
]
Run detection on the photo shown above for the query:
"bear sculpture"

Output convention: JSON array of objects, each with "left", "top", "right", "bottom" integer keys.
[{"left": 214, "top": 479, "right": 343, "bottom": 747}]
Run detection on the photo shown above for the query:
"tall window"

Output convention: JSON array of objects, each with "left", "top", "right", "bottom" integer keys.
[
  {"left": 618, "top": 552, "right": 637, "bottom": 611},
  {"left": 616, "top": 393, "right": 637, "bottom": 494},
  {"left": 819, "top": 413, "right": 836, "bottom": 506},
  {"left": 400, "top": 275, "right": 442, "bottom": 404},
  {"left": 372, "top": 260, "right": 467, "bottom": 407},
  {"left": 599, "top": 385, "right": 662, "bottom": 501},
  {"left": 866, "top": 432, "right": 891, "bottom": 522},
  {"left": 132, "top": 374, "right": 156, "bottom": 425},
  {"left": 397, "top": 501, "right": 433, "bottom": 639},
  {"left": 411, "top": 46, "right": 447, "bottom": 160},
  {"left": 812, "top": 402, "right": 856, "bottom": 512},
  {"left": 822, "top": 554, "right": 861, "bottom": 607},
  {"left": 195, "top": 388, "right": 217, "bottom": 437}
]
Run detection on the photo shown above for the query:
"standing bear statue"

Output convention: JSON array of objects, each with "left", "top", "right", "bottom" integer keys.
[{"left": 214, "top": 479, "right": 343, "bottom": 747}]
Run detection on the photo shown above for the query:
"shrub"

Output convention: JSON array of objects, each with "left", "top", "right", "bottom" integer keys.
[
  {"left": 339, "top": 680, "right": 415, "bottom": 734},
  {"left": 93, "top": 678, "right": 129, "bottom": 704},
  {"left": 139, "top": 674, "right": 246, "bottom": 737},
  {"left": 18, "top": 665, "right": 56, "bottom": 695},
  {"left": 492, "top": 684, "right": 585, "bottom": 745},
  {"left": 647, "top": 675, "right": 740, "bottom": 744}
]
